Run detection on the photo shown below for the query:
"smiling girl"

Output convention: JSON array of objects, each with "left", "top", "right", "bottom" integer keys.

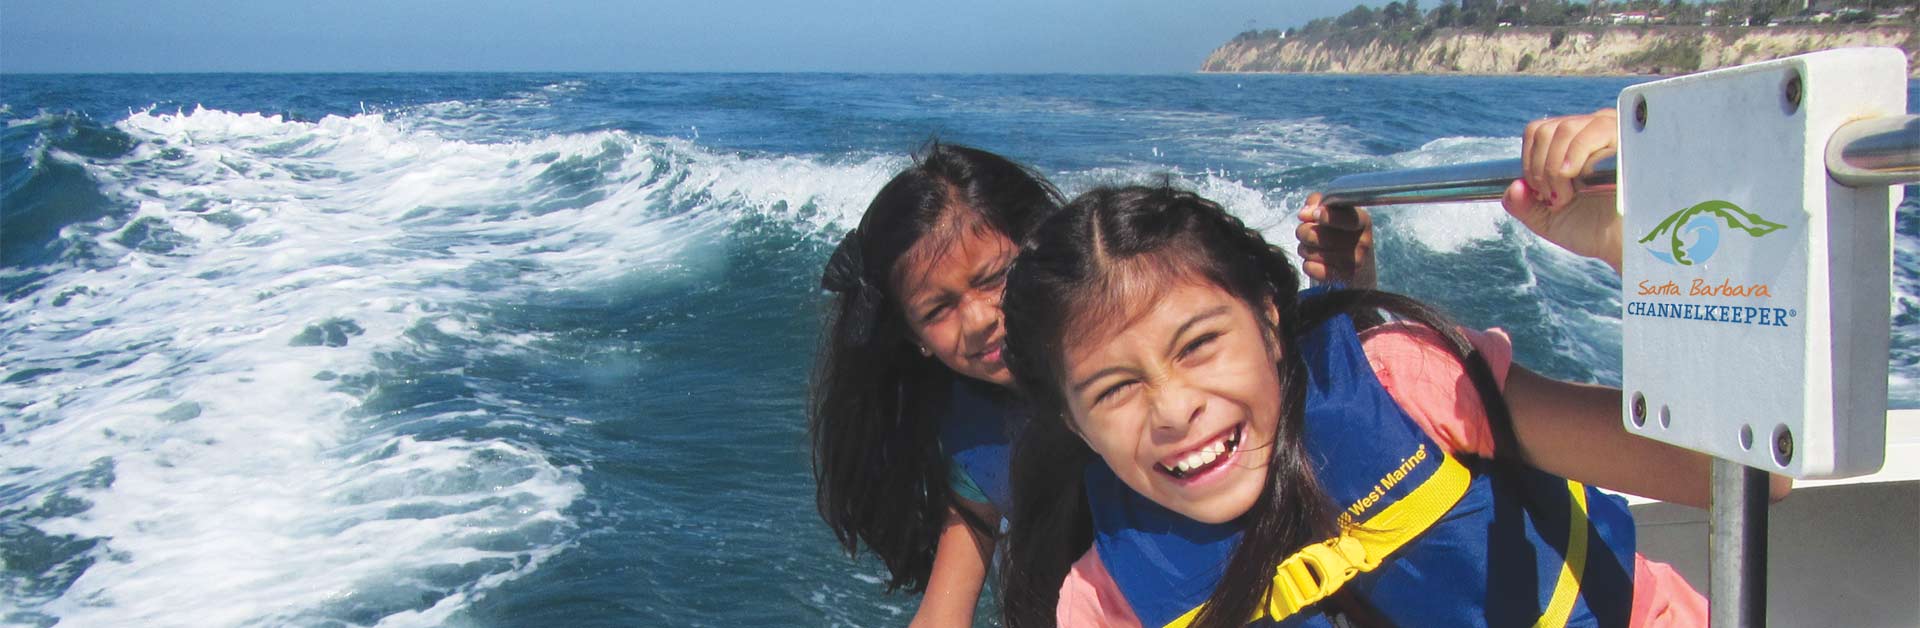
[
  {"left": 997, "top": 181, "right": 1724, "bottom": 628},
  {"left": 810, "top": 143, "right": 1061, "bottom": 627}
]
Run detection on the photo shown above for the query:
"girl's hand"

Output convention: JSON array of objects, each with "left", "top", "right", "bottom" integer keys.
[
  {"left": 1296, "top": 192, "right": 1377, "bottom": 289},
  {"left": 1502, "top": 108, "right": 1624, "bottom": 274}
]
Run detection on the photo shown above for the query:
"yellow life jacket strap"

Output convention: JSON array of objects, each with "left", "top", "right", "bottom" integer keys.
[
  {"left": 1160, "top": 449, "right": 1476, "bottom": 628},
  {"left": 1530, "top": 479, "right": 1592, "bottom": 628}
]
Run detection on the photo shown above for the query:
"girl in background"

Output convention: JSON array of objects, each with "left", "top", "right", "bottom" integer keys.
[{"left": 811, "top": 142, "right": 1061, "bottom": 627}]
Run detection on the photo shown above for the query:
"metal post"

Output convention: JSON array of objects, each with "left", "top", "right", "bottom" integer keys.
[{"left": 1710, "top": 460, "right": 1770, "bottom": 628}]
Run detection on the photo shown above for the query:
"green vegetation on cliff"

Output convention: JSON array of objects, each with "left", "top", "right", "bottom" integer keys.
[{"left": 1207, "top": 0, "right": 1917, "bottom": 75}]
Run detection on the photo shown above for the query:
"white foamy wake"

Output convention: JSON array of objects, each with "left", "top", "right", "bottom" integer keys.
[
  {"left": 1366, "top": 136, "right": 1523, "bottom": 253},
  {"left": 1285, "top": 135, "right": 1626, "bottom": 382},
  {"left": 1044, "top": 166, "right": 1318, "bottom": 289},
  {"left": 0, "top": 105, "right": 898, "bottom": 626}
]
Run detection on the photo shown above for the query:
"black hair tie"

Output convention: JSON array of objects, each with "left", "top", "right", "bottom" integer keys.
[{"left": 822, "top": 229, "right": 882, "bottom": 345}]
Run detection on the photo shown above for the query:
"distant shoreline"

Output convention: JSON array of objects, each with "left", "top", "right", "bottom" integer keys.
[{"left": 1201, "top": 25, "right": 1918, "bottom": 77}]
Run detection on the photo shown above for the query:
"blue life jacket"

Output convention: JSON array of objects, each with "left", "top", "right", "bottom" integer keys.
[
  {"left": 940, "top": 379, "right": 1019, "bottom": 516},
  {"left": 1087, "top": 314, "right": 1638, "bottom": 627}
]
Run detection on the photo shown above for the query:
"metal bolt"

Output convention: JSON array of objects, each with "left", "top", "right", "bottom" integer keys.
[
  {"left": 1773, "top": 428, "right": 1794, "bottom": 465},
  {"left": 1784, "top": 74, "right": 1803, "bottom": 114},
  {"left": 1630, "top": 393, "right": 1647, "bottom": 427},
  {"left": 1633, "top": 98, "right": 1648, "bottom": 130}
]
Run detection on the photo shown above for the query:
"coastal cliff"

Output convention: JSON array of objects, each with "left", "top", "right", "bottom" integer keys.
[{"left": 1201, "top": 26, "right": 1918, "bottom": 76}]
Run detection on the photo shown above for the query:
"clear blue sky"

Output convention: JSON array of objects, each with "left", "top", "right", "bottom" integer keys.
[{"left": 1, "top": 0, "right": 1375, "bottom": 74}]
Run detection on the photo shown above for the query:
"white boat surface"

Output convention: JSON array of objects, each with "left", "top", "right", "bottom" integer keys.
[{"left": 1626, "top": 408, "right": 1920, "bottom": 627}]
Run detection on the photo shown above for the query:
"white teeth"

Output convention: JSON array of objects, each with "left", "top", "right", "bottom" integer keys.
[{"left": 1162, "top": 428, "right": 1243, "bottom": 477}]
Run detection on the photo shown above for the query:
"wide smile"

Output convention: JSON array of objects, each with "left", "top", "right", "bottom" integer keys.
[{"left": 1155, "top": 423, "right": 1245, "bottom": 482}]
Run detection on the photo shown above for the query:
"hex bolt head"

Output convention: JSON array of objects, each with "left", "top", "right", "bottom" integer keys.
[{"left": 1784, "top": 74, "right": 1803, "bottom": 114}]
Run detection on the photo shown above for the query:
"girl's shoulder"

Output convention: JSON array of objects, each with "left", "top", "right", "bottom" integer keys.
[
  {"left": 1357, "top": 322, "right": 1514, "bottom": 459},
  {"left": 1057, "top": 547, "right": 1143, "bottom": 628}
]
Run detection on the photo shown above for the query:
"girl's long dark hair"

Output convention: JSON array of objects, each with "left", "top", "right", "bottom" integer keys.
[
  {"left": 999, "top": 185, "right": 1495, "bottom": 628},
  {"left": 809, "top": 142, "right": 1062, "bottom": 593}
]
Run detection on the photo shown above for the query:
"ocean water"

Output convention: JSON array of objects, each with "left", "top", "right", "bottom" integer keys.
[{"left": 1, "top": 73, "right": 1915, "bottom": 627}]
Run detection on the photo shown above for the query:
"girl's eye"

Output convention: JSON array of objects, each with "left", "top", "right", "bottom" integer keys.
[
  {"left": 1091, "top": 380, "right": 1136, "bottom": 406},
  {"left": 920, "top": 303, "right": 949, "bottom": 323},
  {"left": 1178, "top": 332, "right": 1221, "bottom": 359},
  {"left": 983, "top": 266, "right": 1009, "bottom": 286}
]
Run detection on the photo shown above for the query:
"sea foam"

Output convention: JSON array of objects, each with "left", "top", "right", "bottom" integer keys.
[{"left": 0, "top": 103, "right": 895, "bottom": 626}]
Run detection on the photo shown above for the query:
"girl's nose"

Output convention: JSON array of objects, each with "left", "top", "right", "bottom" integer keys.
[
  {"left": 959, "top": 293, "right": 999, "bottom": 336},
  {"left": 1149, "top": 379, "right": 1207, "bottom": 435}
]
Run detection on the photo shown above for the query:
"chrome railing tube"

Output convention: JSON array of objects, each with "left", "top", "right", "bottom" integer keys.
[
  {"left": 1320, "top": 156, "right": 1616, "bottom": 207},
  {"left": 1827, "top": 114, "right": 1920, "bottom": 188},
  {"left": 1321, "top": 113, "right": 1919, "bottom": 208}
]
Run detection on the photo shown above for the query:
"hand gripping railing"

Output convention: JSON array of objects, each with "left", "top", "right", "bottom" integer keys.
[{"left": 1319, "top": 115, "right": 1917, "bottom": 208}]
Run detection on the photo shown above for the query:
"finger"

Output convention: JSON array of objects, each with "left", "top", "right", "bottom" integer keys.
[
  {"left": 1301, "top": 259, "right": 1330, "bottom": 283},
  {"left": 1501, "top": 179, "right": 1538, "bottom": 222},
  {"left": 1528, "top": 114, "right": 1574, "bottom": 200},
  {"left": 1522, "top": 118, "right": 1547, "bottom": 200},
  {"left": 1303, "top": 222, "right": 1364, "bottom": 253},
  {"left": 1297, "top": 243, "right": 1326, "bottom": 265},
  {"left": 1316, "top": 204, "right": 1364, "bottom": 231},
  {"left": 1565, "top": 114, "right": 1619, "bottom": 182},
  {"left": 1297, "top": 192, "right": 1326, "bottom": 222},
  {"left": 1298, "top": 223, "right": 1327, "bottom": 249},
  {"left": 1353, "top": 208, "right": 1374, "bottom": 248},
  {"left": 1544, "top": 119, "right": 1581, "bottom": 209}
]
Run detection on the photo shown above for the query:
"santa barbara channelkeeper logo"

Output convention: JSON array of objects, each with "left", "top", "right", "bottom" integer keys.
[
  {"left": 1638, "top": 199, "right": 1786, "bottom": 266},
  {"left": 1627, "top": 198, "right": 1795, "bottom": 330}
]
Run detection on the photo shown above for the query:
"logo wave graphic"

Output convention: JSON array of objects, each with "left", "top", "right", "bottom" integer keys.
[{"left": 1638, "top": 200, "right": 1786, "bottom": 266}]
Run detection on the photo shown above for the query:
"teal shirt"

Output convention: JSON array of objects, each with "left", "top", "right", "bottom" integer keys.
[{"left": 948, "top": 455, "right": 990, "bottom": 504}]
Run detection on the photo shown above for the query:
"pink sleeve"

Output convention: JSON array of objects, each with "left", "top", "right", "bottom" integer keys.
[
  {"left": 1629, "top": 555, "right": 1709, "bottom": 627},
  {"left": 1364, "top": 326, "right": 1708, "bottom": 626},
  {"left": 1360, "top": 323, "right": 1514, "bottom": 458},
  {"left": 1056, "top": 547, "right": 1143, "bottom": 628}
]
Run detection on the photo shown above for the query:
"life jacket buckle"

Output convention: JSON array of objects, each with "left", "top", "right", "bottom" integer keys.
[{"left": 1265, "top": 535, "right": 1368, "bottom": 619}]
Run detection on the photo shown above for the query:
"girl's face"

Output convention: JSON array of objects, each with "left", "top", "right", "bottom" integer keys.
[
  {"left": 1060, "top": 278, "right": 1283, "bottom": 524},
  {"left": 894, "top": 216, "right": 1017, "bottom": 387}
]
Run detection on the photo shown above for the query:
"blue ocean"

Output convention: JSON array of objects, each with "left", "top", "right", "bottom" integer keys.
[{"left": 2, "top": 73, "right": 1916, "bottom": 627}]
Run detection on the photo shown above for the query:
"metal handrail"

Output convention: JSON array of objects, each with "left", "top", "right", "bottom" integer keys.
[
  {"left": 1319, "top": 115, "right": 1919, "bottom": 208},
  {"left": 1319, "top": 157, "right": 1615, "bottom": 207},
  {"left": 1828, "top": 115, "right": 1920, "bottom": 187}
]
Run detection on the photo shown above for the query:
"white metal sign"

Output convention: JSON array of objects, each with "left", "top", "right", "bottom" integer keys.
[{"left": 1618, "top": 48, "right": 1905, "bottom": 478}]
